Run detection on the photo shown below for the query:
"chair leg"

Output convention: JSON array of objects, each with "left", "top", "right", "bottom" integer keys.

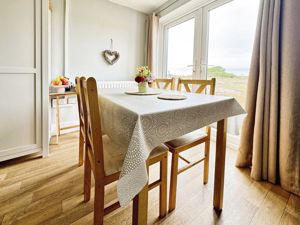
[
  {"left": 94, "top": 182, "right": 105, "bottom": 225},
  {"left": 204, "top": 140, "right": 210, "bottom": 184},
  {"left": 159, "top": 154, "right": 168, "bottom": 218},
  {"left": 169, "top": 151, "right": 179, "bottom": 212},
  {"left": 84, "top": 150, "right": 91, "bottom": 202},
  {"left": 78, "top": 133, "right": 84, "bottom": 166}
]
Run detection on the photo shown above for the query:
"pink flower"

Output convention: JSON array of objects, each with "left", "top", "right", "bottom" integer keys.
[
  {"left": 140, "top": 76, "right": 146, "bottom": 82},
  {"left": 135, "top": 76, "right": 147, "bottom": 83}
]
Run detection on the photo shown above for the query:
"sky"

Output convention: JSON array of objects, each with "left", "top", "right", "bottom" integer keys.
[
  {"left": 167, "top": 0, "right": 260, "bottom": 76},
  {"left": 208, "top": 0, "right": 260, "bottom": 73},
  {"left": 167, "top": 19, "right": 195, "bottom": 75}
]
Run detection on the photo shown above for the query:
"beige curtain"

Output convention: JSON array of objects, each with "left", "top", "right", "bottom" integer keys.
[
  {"left": 145, "top": 14, "right": 159, "bottom": 76},
  {"left": 236, "top": 0, "right": 300, "bottom": 196}
]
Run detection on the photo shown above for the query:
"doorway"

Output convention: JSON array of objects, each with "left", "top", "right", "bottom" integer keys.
[{"left": 160, "top": 0, "right": 260, "bottom": 143}]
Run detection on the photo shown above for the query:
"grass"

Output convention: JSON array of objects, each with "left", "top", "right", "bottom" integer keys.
[
  {"left": 209, "top": 75, "right": 248, "bottom": 108},
  {"left": 208, "top": 66, "right": 248, "bottom": 107},
  {"left": 170, "top": 66, "right": 249, "bottom": 108}
]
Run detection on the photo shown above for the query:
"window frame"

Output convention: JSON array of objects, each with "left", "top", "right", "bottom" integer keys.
[
  {"left": 160, "top": 10, "right": 200, "bottom": 79},
  {"left": 157, "top": 0, "right": 233, "bottom": 79}
]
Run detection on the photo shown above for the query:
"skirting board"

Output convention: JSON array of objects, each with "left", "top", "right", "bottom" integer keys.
[
  {"left": 0, "top": 145, "right": 41, "bottom": 162},
  {"left": 211, "top": 127, "right": 240, "bottom": 151}
]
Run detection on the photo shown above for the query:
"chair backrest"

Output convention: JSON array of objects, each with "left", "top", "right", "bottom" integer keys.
[
  {"left": 75, "top": 77, "right": 86, "bottom": 132},
  {"left": 177, "top": 78, "right": 216, "bottom": 95},
  {"left": 152, "top": 78, "right": 176, "bottom": 90},
  {"left": 80, "top": 77, "right": 105, "bottom": 178}
]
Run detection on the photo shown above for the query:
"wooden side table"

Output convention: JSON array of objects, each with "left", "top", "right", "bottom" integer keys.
[{"left": 49, "top": 92, "right": 79, "bottom": 144}]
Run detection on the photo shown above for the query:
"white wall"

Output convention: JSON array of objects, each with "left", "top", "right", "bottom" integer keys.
[
  {"left": 51, "top": 0, "right": 65, "bottom": 79},
  {"left": 68, "top": 0, "right": 147, "bottom": 81},
  {"left": 49, "top": 0, "right": 147, "bottom": 136}
]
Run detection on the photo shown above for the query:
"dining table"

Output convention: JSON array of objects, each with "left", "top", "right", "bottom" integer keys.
[{"left": 98, "top": 87, "right": 245, "bottom": 225}]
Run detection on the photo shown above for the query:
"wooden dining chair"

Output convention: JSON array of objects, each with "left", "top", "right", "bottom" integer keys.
[
  {"left": 166, "top": 78, "right": 216, "bottom": 212},
  {"left": 75, "top": 77, "right": 85, "bottom": 166},
  {"left": 78, "top": 77, "right": 168, "bottom": 225},
  {"left": 152, "top": 78, "right": 176, "bottom": 90}
]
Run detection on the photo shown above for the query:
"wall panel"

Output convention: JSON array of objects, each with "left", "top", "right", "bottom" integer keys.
[{"left": 0, "top": 0, "right": 43, "bottom": 161}]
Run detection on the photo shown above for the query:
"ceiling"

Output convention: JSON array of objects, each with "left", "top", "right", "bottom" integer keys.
[{"left": 109, "top": 0, "right": 170, "bottom": 14}]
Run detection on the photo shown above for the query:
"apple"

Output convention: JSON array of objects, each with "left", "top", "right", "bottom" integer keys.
[{"left": 62, "top": 79, "right": 69, "bottom": 85}]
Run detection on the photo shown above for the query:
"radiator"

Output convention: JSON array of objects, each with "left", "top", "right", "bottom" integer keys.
[{"left": 97, "top": 81, "right": 137, "bottom": 89}]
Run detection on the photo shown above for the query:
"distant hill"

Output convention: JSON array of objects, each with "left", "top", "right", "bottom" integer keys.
[{"left": 208, "top": 66, "right": 240, "bottom": 78}]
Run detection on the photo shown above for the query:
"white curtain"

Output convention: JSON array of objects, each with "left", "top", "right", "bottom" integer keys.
[{"left": 145, "top": 14, "right": 159, "bottom": 76}]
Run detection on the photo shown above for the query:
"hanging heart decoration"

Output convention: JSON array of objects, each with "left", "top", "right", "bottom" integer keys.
[
  {"left": 103, "top": 39, "right": 120, "bottom": 65},
  {"left": 103, "top": 50, "right": 120, "bottom": 65}
]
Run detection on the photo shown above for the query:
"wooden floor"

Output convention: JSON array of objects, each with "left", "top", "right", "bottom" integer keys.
[{"left": 0, "top": 132, "right": 299, "bottom": 225}]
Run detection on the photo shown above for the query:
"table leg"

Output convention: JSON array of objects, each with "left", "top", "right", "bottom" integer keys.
[
  {"left": 213, "top": 119, "right": 227, "bottom": 211},
  {"left": 55, "top": 96, "right": 61, "bottom": 144},
  {"left": 132, "top": 184, "right": 148, "bottom": 225}
]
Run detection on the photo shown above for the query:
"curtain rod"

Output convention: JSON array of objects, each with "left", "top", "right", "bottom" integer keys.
[{"left": 155, "top": 0, "right": 179, "bottom": 14}]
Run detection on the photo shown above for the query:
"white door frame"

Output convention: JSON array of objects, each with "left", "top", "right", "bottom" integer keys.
[{"left": 42, "top": 0, "right": 50, "bottom": 157}]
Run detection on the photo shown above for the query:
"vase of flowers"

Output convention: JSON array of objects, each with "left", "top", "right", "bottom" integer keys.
[
  {"left": 134, "top": 66, "right": 152, "bottom": 93},
  {"left": 137, "top": 82, "right": 147, "bottom": 93}
]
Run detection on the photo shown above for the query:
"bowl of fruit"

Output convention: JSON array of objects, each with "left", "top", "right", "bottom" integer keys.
[{"left": 51, "top": 75, "right": 70, "bottom": 93}]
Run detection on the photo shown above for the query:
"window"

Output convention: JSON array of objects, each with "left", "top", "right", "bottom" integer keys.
[
  {"left": 206, "top": 0, "right": 260, "bottom": 108},
  {"left": 160, "top": 0, "right": 260, "bottom": 140},
  {"left": 166, "top": 18, "right": 195, "bottom": 78}
]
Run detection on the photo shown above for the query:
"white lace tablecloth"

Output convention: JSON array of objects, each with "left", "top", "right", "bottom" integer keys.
[{"left": 98, "top": 88, "right": 245, "bottom": 206}]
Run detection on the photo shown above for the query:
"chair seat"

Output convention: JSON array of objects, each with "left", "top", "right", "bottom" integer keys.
[
  {"left": 165, "top": 129, "right": 208, "bottom": 150},
  {"left": 103, "top": 135, "right": 168, "bottom": 176}
]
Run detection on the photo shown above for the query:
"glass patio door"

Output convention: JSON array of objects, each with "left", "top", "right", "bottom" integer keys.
[
  {"left": 201, "top": 0, "right": 259, "bottom": 108},
  {"left": 161, "top": 0, "right": 259, "bottom": 141},
  {"left": 200, "top": 0, "right": 259, "bottom": 136}
]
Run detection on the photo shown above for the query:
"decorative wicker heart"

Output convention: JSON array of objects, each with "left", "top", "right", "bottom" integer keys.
[{"left": 103, "top": 50, "right": 120, "bottom": 65}]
